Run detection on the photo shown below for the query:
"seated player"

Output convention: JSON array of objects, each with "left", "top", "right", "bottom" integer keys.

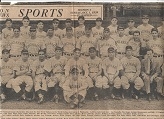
[{"left": 62, "top": 68, "right": 88, "bottom": 109}]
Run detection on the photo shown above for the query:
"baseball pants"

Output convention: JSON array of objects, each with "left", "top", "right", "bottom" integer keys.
[{"left": 34, "top": 74, "right": 47, "bottom": 92}]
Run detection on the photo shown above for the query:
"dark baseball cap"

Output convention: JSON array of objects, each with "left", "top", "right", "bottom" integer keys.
[
  {"left": 52, "top": 18, "right": 59, "bottom": 23},
  {"left": 151, "top": 28, "right": 158, "bottom": 33},
  {"left": 142, "top": 15, "right": 149, "bottom": 19},
  {"left": 30, "top": 26, "right": 36, "bottom": 32},
  {"left": 126, "top": 46, "right": 132, "bottom": 50},
  {"left": 55, "top": 46, "right": 63, "bottom": 51},
  {"left": 21, "top": 49, "right": 29, "bottom": 54},
  {"left": 66, "top": 27, "right": 73, "bottom": 31},
  {"left": 13, "top": 25, "right": 20, "bottom": 31},
  {"left": 71, "top": 68, "right": 79, "bottom": 74},
  {"left": 104, "top": 28, "right": 110, "bottom": 32},
  {"left": 2, "top": 49, "right": 10, "bottom": 54},
  {"left": 108, "top": 47, "right": 115, "bottom": 53},
  {"left": 89, "top": 47, "right": 96, "bottom": 52},
  {"left": 78, "top": 15, "right": 85, "bottom": 20},
  {"left": 65, "top": 18, "right": 72, "bottom": 23},
  {"left": 5, "top": 18, "right": 12, "bottom": 23},
  {"left": 96, "top": 17, "right": 102, "bottom": 22}
]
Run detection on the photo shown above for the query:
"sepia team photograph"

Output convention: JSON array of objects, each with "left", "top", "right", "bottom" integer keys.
[{"left": 0, "top": 2, "right": 164, "bottom": 110}]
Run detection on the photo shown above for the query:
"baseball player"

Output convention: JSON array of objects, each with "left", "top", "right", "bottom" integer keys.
[
  {"left": 62, "top": 68, "right": 88, "bottom": 109},
  {"left": 124, "top": 18, "right": 138, "bottom": 36},
  {"left": 141, "top": 49, "right": 163, "bottom": 101},
  {"left": 52, "top": 18, "right": 63, "bottom": 39},
  {"left": 62, "top": 18, "right": 74, "bottom": 38},
  {"left": 25, "top": 26, "right": 45, "bottom": 61},
  {"left": 137, "top": 15, "right": 154, "bottom": 43},
  {"left": 31, "top": 49, "right": 47, "bottom": 104},
  {"left": 44, "top": 26, "right": 62, "bottom": 59},
  {"left": 97, "top": 28, "right": 117, "bottom": 60},
  {"left": 36, "top": 20, "right": 47, "bottom": 38},
  {"left": 0, "top": 49, "right": 15, "bottom": 103},
  {"left": 86, "top": 47, "right": 105, "bottom": 100},
  {"left": 12, "top": 49, "right": 33, "bottom": 101},
  {"left": 121, "top": 46, "right": 144, "bottom": 99},
  {"left": 64, "top": 48, "right": 93, "bottom": 88},
  {"left": 147, "top": 28, "right": 164, "bottom": 67},
  {"left": 2, "top": 18, "right": 14, "bottom": 40},
  {"left": 92, "top": 17, "right": 104, "bottom": 40},
  {"left": 102, "top": 47, "right": 122, "bottom": 100},
  {"left": 157, "top": 18, "right": 164, "bottom": 40},
  {"left": 44, "top": 46, "right": 67, "bottom": 103},
  {"left": 61, "top": 27, "right": 76, "bottom": 59},
  {"left": 74, "top": 15, "right": 86, "bottom": 39},
  {"left": 113, "top": 26, "right": 130, "bottom": 60},
  {"left": 77, "top": 27, "right": 97, "bottom": 59},
  {"left": 107, "top": 17, "right": 118, "bottom": 37},
  {"left": 9, "top": 26, "right": 25, "bottom": 61},
  {"left": 20, "top": 16, "right": 31, "bottom": 39}
]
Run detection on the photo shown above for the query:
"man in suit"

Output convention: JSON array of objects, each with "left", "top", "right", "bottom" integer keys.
[{"left": 141, "top": 49, "right": 163, "bottom": 101}]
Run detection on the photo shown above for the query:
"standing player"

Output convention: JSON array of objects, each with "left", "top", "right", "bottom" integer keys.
[
  {"left": 61, "top": 27, "right": 76, "bottom": 59},
  {"left": 124, "top": 18, "right": 138, "bottom": 36},
  {"left": 92, "top": 17, "right": 104, "bottom": 40},
  {"left": 9, "top": 26, "right": 25, "bottom": 61},
  {"left": 44, "top": 26, "right": 62, "bottom": 59},
  {"left": 102, "top": 47, "right": 122, "bottom": 100},
  {"left": 2, "top": 18, "right": 14, "bottom": 40},
  {"left": 44, "top": 47, "right": 67, "bottom": 103},
  {"left": 52, "top": 18, "right": 63, "bottom": 39},
  {"left": 147, "top": 28, "right": 164, "bottom": 67},
  {"left": 62, "top": 18, "right": 74, "bottom": 38},
  {"left": 25, "top": 26, "right": 45, "bottom": 61},
  {"left": 121, "top": 46, "right": 144, "bottom": 99},
  {"left": 0, "top": 49, "right": 15, "bottom": 103},
  {"left": 77, "top": 27, "right": 97, "bottom": 59},
  {"left": 157, "top": 18, "right": 164, "bottom": 40},
  {"left": 107, "top": 17, "right": 118, "bottom": 37},
  {"left": 36, "top": 20, "right": 46, "bottom": 38},
  {"left": 114, "top": 26, "right": 130, "bottom": 59},
  {"left": 141, "top": 49, "right": 163, "bottom": 101},
  {"left": 137, "top": 15, "right": 154, "bottom": 43},
  {"left": 20, "top": 16, "right": 31, "bottom": 39},
  {"left": 31, "top": 49, "right": 47, "bottom": 104},
  {"left": 12, "top": 49, "right": 33, "bottom": 101},
  {"left": 86, "top": 47, "right": 102, "bottom": 100},
  {"left": 97, "top": 28, "right": 117, "bottom": 59},
  {"left": 74, "top": 15, "right": 86, "bottom": 39},
  {"left": 62, "top": 68, "right": 88, "bottom": 109}
]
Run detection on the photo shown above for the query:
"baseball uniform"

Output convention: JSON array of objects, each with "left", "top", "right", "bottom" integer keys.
[
  {"left": 74, "top": 25, "right": 86, "bottom": 39},
  {"left": 53, "top": 28, "right": 64, "bottom": 39},
  {"left": 36, "top": 29, "right": 47, "bottom": 38},
  {"left": 107, "top": 25, "right": 118, "bottom": 36},
  {"left": 62, "top": 27, "right": 74, "bottom": 38},
  {"left": 2, "top": 27, "right": 14, "bottom": 40},
  {"left": 20, "top": 26, "right": 31, "bottom": 39},
  {"left": 0, "top": 39, "right": 10, "bottom": 58},
  {"left": 92, "top": 26, "right": 104, "bottom": 40},
  {"left": 124, "top": 27, "right": 138, "bottom": 36}
]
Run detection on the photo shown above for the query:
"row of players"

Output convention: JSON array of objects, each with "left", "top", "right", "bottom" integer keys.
[
  {"left": 1, "top": 17, "right": 163, "bottom": 62},
  {"left": 1, "top": 45, "right": 164, "bottom": 108}
]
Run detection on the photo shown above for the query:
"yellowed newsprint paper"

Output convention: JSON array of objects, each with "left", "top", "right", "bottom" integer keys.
[{"left": 0, "top": 2, "right": 164, "bottom": 119}]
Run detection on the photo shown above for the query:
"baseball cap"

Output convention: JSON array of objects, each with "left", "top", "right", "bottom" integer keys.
[
  {"left": 73, "top": 48, "right": 81, "bottom": 52},
  {"left": 66, "top": 27, "right": 73, "bottom": 31},
  {"left": 142, "top": 15, "right": 149, "bottom": 19},
  {"left": 2, "top": 49, "right": 10, "bottom": 54},
  {"left": 13, "top": 25, "right": 20, "bottom": 31},
  {"left": 104, "top": 28, "right": 110, "bottom": 32},
  {"left": 65, "top": 18, "right": 72, "bottom": 23},
  {"left": 47, "top": 25, "right": 54, "bottom": 30},
  {"left": 71, "top": 68, "right": 79, "bottom": 74},
  {"left": 108, "top": 47, "right": 115, "bottom": 53},
  {"left": 78, "top": 15, "right": 85, "bottom": 20},
  {"left": 38, "top": 49, "right": 46, "bottom": 54},
  {"left": 55, "top": 46, "right": 63, "bottom": 51},
  {"left": 89, "top": 47, "right": 96, "bottom": 52},
  {"left": 96, "top": 17, "right": 102, "bottom": 22},
  {"left": 151, "top": 28, "right": 158, "bottom": 33},
  {"left": 21, "top": 49, "right": 29, "bottom": 54},
  {"left": 126, "top": 46, "right": 132, "bottom": 50},
  {"left": 52, "top": 18, "right": 59, "bottom": 23},
  {"left": 30, "top": 26, "right": 36, "bottom": 32},
  {"left": 5, "top": 18, "right": 12, "bottom": 23}
]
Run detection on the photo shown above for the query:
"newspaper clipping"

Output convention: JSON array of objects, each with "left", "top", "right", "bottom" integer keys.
[{"left": 0, "top": 2, "right": 164, "bottom": 119}]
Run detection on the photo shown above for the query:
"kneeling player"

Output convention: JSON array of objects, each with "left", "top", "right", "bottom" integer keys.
[
  {"left": 31, "top": 49, "right": 47, "bottom": 104},
  {"left": 62, "top": 68, "right": 88, "bottom": 109}
]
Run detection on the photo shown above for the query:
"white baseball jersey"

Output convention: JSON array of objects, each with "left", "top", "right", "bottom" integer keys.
[
  {"left": 61, "top": 27, "right": 74, "bottom": 38},
  {"left": 64, "top": 57, "right": 88, "bottom": 76},
  {"left": 2, "top": 28, "right": 14, "bottom": 40},
  {"left": 25, "top": 38, "right": 45, "bottom": 55},
  {"left": 61, "top": 36, "right": 76, "bottom": 54},
  {"left": 36, "top": 29, "right": 47, "bottom": 38},
  {"left": 124, "top": 27, "right": 138, "bottom": 36},
  {"left": 92, "top": 26, "right": 104, "bottom": 39},
  {"left": 137, "top": 24, "right": 154, "bottom": 40},
  {"left": 77, "top": 36, "right": 97, "bottom": 54},
  {"left": 44, "top": 56, "right": 67, "bottom": 73},
  {"left": 74, "top": 26, "right": 85, "bottom": 39},
  {"left": 107, "top": 25, "right": 118, "bottom": 36},
  {"left": 97, "top": 38, "right": 117, "bottom": 56},
  {"left": 121, "top": 56, "right": 141, "bottom": 73},
  {"left": 8, "top": 37, "right": 25, "bottom": 55},
  {"left": 102, "top": 57, "right": 123, "bottom": 75},
  {"left": 20, "top": 26, "right": 30, "bottom": 39},
  {"left": 147, "top": 38, "right": 164, "bottom": 55},
  {"left": 53, "top": 28, "right": 63, "bottom": 39},
  {"left": 128, "top": 38, "right": 141, "bottom": 57},
  {"left": 44, "top": 36, "right": 62, "bottom": 57}
]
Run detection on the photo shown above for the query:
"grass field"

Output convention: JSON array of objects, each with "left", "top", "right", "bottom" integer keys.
[{"left": 2, "top": 98, "right": 164, "bottom": 110}]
